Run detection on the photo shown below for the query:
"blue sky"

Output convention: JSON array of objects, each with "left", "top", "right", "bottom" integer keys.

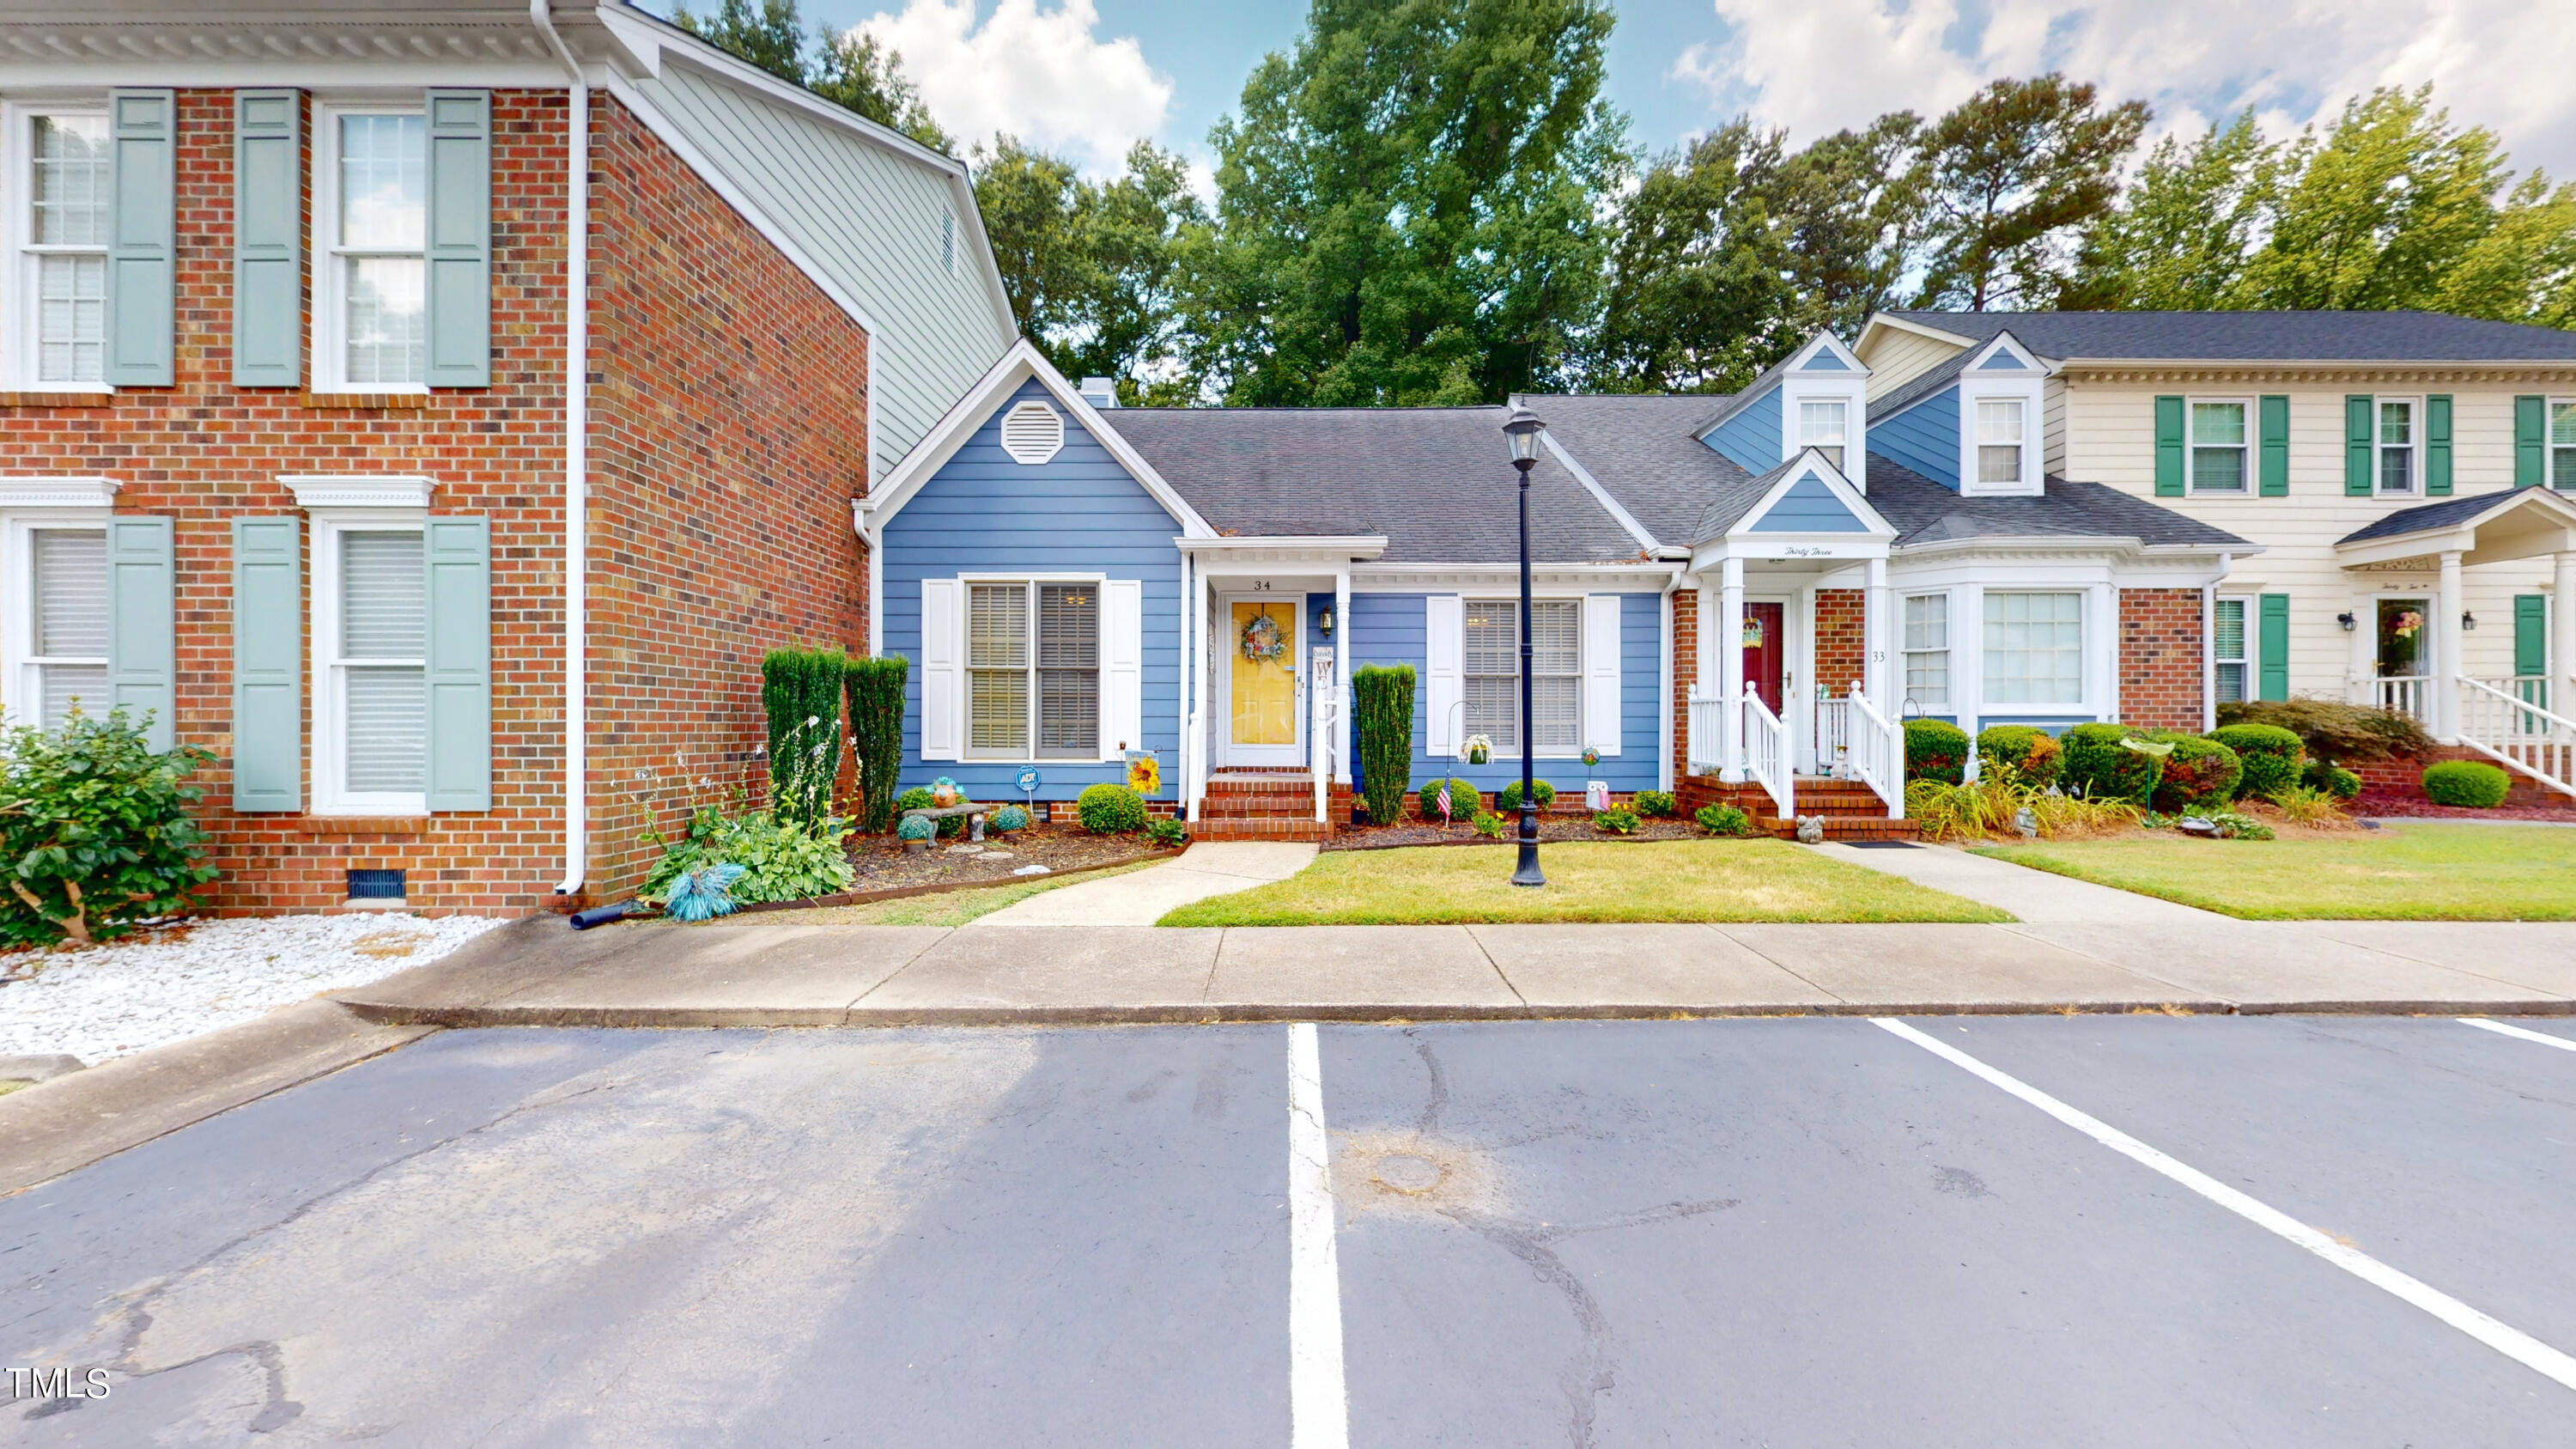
[{"left": 769, "top": 1, "right": 2573, "bottom": 186}]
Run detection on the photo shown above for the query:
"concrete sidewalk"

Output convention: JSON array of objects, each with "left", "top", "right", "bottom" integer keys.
[{"left": 968, "top": 841, "right": 1314, "bottom": 926}]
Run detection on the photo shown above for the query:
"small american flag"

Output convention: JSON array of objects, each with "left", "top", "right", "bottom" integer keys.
[{"left": 1437, "top": 780, "right": 1453, "bottom": 825}]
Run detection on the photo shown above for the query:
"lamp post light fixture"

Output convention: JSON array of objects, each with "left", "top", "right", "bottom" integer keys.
[{"left": 1503, "top": 406, "right": 1547, "bottom": 887}]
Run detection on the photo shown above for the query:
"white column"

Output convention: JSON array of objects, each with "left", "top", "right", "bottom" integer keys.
[
  {"left": 1334, "top": 569, "right": 1352, "bottom": 783},
  {"left": 1792, "top": 581, "right": 1818, "bottom": 773},
  {"left": 2556, "top": 551, "right": 2576, "bottom": 697},
  {"left": 1193, "top": 568, "right": 1213, "bottom": 804},
  {"left": 1865, "top": 556, "right": 1893, "bottom": 718},
  {"left": 1178, "top": 552, "right": 1194, "bottom": 819},
  {"left": 1719, "top": 557, "right": 1747, "bottom": 782},
  {"left": 2438, "top": 549, "right": 2464, "bottom": 741}
]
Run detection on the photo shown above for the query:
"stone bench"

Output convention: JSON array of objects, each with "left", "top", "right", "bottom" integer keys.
[{"left": 902, "top": 802, "right": 989, "bottom": 845}]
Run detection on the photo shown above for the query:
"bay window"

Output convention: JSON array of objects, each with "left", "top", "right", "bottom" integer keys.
[
  {"left": 1901, "top": 594, "right": 1949, "bottom": 710},
  {"left": 320, "top": 107, "right": 428, "bottom": 390},
  {"left": 1465, "top": 598, "right": 1580, "bottom": 753},
  {"left": 968, "top": 581, "right": 1099, "bottom": 759},
  {"left": 9, "top": 108, "right": 110, "bottom": 388},
  {"left": 2190, "top": 400, "right": 2249, "bottom": 493},
  {"left": 1982, "top": 591, "right": 2083, "bottom": 706}
]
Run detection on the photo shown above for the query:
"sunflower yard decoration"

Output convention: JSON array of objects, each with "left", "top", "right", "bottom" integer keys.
[{"left": 1125, "top": 748, "right": 1162, "bottom": 797}]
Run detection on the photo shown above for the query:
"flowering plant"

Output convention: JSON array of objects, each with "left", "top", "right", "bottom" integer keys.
[
  {"left": 1239, "top": 609, "right": 1289, "bottom": 665},
  {"left": 2391, "top": 610, "right": 2424, "bottom": 640},
  {"left": 1461, "top": 733, "right": 1494, "bottom": 764}
]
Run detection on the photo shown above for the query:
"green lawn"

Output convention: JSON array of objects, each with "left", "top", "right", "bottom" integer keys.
[
  {"left": 734, "top": 861, "right": 1156, "bottom": 928},
  {"left": 1977, "top": 823, "right": 2576, "bottom": 920},
  {"left": 1157, "top": 840, "right": 2010, "bottom": 926}
]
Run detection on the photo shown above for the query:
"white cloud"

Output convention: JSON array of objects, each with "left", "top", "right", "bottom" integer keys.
[
  {"left": 851, "top": 0, "right": 1173, "bottom": 176},
  {"left": 1675, "top": 0, "right": 2576, "bottom": 178}
]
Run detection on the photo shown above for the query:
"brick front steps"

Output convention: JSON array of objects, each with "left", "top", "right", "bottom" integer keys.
[
  {"left": 1678, "top": 775, "right": 1920, "bottom": 842},
  {"left": 1195, "top": 770, "right": 1334, "bottom": 841}
]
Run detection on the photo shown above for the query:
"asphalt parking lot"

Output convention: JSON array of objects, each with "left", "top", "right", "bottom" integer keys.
[{"left": 6, "top": 1014, "right": 2574, "bottom": 1446}]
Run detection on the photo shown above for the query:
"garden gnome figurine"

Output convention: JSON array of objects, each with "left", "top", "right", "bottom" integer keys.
[{"left": 1795, "top": 815, "right": 1824, "bottom": 844}]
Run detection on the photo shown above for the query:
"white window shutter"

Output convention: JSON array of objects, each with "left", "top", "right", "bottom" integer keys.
[
  {"left": 1101, "top": 578, "right": 1143, "bottom": 758},
  {"left": 1425, "top": 594, "right": 1462, "bottom": 758},
  {"left": 1583, "top": 594, "right": 1621, "bottom": 757},
  {"left": 920, "top": 577, "right": 961, "bottom": 760}
]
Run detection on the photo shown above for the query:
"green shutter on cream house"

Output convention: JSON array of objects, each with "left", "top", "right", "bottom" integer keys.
[
  {"left": 2257, "top": 395, "right": 2289, "bottom": 496},
  {"left": 2154, "top": 396, "right": 2185, "bottom": 496},
  {"left": 2345, "top": 396, "right": 2374, "bottom": 496},
  {"left": 2257, "top": 594, "right": 2290, "bottom": 702}
]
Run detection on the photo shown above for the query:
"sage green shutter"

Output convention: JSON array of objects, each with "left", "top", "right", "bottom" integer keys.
[
  {"left": 423, "top": 515, "right": 491, "bottom": 811},
  {"left": 2257, "top": 594, "right": 2290, "bottom": 702},
  {"left": 2517, "top": 594, "right": 2549, "bottom": 679},
  {"left": 232, "top": 90, "right": 301, "bottom": 388},
  {"left": 2345, "top": 395, "right": 2374, "bottom": 496},
  {"left": 106, "top": 89, "right": 176, "bottom": 387},
  {"left": 2153, "top": 396, "right": 2185, "bottom": 496},
  {"left": 2425, "top": 394, "right": 2453, "bottom": 495},
  {"left": 2517, "top": 396, "right": 2548, "bottom": 487},
  {"left": 423, "top": 90, "right": 492, "bottom": 389},
  {"left": 106, "top": 516, "right": 176, "bottom": 751},
  {"left": 2257, "top": 395, "right": 2289, "bottom": 496},
  {"left": 230, "top": 518, "right": 302, "bottom": 811}
]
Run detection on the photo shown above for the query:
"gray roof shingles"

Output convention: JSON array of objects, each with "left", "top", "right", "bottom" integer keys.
[
  {"left": 2336, "top": 490, "right": 2563, "bottom": 545},
  {"left": 1864, "top": 459, "right": 2248, "bottom": 549},
  {"left": 1883, "top": 309, "right": 2576, "bottom": 362}
]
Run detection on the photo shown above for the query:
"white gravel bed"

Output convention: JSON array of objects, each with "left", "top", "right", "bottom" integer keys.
[{"left": 0, "top": 913, "right": 501, "bottom": 1065}]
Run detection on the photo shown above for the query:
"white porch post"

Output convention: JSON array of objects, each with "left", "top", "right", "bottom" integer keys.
[
  {"left": 1193, "top": 566, "right": 1212, "bottom": 807},
  {"left": 1178, "top": 551, "right": 1194, "bottom": 819},
  {"left": 1334, "top": 569, "right": 1352, "bottom": 783},
  {"left": 2438, "top": 549, "right": 2464, "bottom": 741},
  {"left": 1864, "top": 557, "right": 1893, "bottom": 719},
  {"left": 2557, "top": 551, "right": 2576, "bottom": 699},
  {"left": 1720, "top": 557, "right": 1747, "bottom": 782},
  {"left": 1793, "top": 581, "right": 1818, "bottom": 773}
]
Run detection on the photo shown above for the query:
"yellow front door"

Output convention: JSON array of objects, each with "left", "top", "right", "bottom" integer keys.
[{"left": 1230, "top": 601, "right": 1299, "bottom": 746}]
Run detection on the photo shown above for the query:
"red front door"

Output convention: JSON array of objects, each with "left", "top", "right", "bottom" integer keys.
[{"left": 1741, "top": 602, "right": 1785, "bottom": 715}]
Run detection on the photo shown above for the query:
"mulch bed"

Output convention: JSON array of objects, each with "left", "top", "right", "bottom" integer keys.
[
  {"left": 2353, "top": 791, "right": 2576, "bottom": 823},
  {"left": 1324, "top": 814, "right": 1700, "bottom": 851},
  {"left": 844, "top": 824, "right": 1165, "bottom": 891}
]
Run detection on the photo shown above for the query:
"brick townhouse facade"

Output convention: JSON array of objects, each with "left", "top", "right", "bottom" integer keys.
[{"left": 0, "top": 3, "right": 1018, "bottom": 912}]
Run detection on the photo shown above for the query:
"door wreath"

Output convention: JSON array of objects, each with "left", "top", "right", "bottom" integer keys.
[{"left": 1240, "top": 608, "right": 1290, "bottom": 666}]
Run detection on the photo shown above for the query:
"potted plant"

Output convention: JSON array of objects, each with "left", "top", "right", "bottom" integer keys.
[{"left": 1462, "top": 733, "right": 1494, "bottom": 765}]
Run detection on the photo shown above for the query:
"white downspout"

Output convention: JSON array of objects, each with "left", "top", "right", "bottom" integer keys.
[{"left": 534, "top": 0, "right": 590, "bottom": 897}]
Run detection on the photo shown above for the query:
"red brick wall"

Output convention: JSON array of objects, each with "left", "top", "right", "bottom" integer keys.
[
  {"left": 2119, "top": 588, "right": 2204, "bottom": 732},
  {"left": 1813, "top": 589, "right": 1865, "bottom": 699},
  {"left": 1671, "top": 588, "right": 1697, "bottom": 782},
  {"left": 584, "top": 95, "right": 872, "bottom": 897},
  {"left": 0, "top": 89, "right": 573, "bottom": 915}
]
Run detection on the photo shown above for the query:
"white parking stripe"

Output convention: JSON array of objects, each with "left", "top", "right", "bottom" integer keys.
[
  {"left": 1876, "top": 1017, "right": 2576, "bottom": 1394},
  {"left": 1286, "top": 1023, "right": 1351, "bottom": 1449},
  {"left": 2458, "top": 1017, "right": 2576, "bottom": 1053}
]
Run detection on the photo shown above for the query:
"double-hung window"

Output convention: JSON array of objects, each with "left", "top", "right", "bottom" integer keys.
[
  {"left": 9, "top": 108, "right": 111, "bottom": 388},
  {"left": 2552, "top": 400, "right": 2576, "bottom": 490},
  {"left": 2212, "top": 598, "right": 2250, "bottom": 705},
  {"left": 1982, "top": 591, "right": 2083, "bottom": 706},
  {"left": 2376, "top": 399, "right": 2417, "bottom": 495},
  {"left": 1901, "top": 594, "right": 1949, "bottom": 710},
  {"left": 2189, "top": 400, "right": 2249, "bottom": 494},
  {"left": 967, "top": 581, "right": 1099, "bottom": 759},
  {"left": 1796, "top": 399, "right": 1847, "bottom": 471},
  {"left": 321, "top": 108, "right": 428, "bottom": 390},
  {"left": 317, "top": 524, "right": 428, "bottom": 811},
  {"left": 1464, "top": 599, "right": 1581, "bottom": 753},
  {"left": 1976, "top": 399, "right": 2026, "bottom": 486},
  {"left": 25, "top": 527, "right": 107, "bottom": 726}
]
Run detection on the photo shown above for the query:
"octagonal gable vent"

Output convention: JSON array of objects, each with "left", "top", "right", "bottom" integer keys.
[{"left": 999, "top": 399, "right": 1066, "bottom": 465}]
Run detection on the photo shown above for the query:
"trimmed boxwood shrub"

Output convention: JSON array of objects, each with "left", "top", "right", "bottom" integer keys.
[
  {"left": 2302, "top": 759, "right": 2363, "bottom": 800},
  {"left": 2148, "top": 732, "right": 2243, "bottom": 813},
  {"left": 2421, "top": 759, "right": 2512, "bottom": 808},
  {"left": 2060, "top": 722, "right": 2165, "bottom": 804},
  {"left": 1904, "top": 718, "right": 1970, "bottom": 786},
  {"left": 1632, "top": 788, "right": 1678, "bottom": 818},
  {"left": 1417, "top": 777, "right": 1480, "bottom": 820},
  {"left": 1494, "top": 778, "right": 1557, "bottom": 813},
  {"left": 896, "top": 813, "right": 935, "bottom": 843},
  {"left": 989, "top": 804, "right": 1030, "bottom": 832},
  {"left": 1352, "top": 664, "right": 1416, "bottom": 826},
  {"left": 2208, "top": 722, "right": 2305, "bottom": 800},
  {"left": 1974, "top": 725, "right": 2063, "bottom": 788},
  {"left": 844, "top": 654, "right": 908, "bottom": 832},
  {"left": 1076, "top": 782, "right": 1149, "bottom": 833}
]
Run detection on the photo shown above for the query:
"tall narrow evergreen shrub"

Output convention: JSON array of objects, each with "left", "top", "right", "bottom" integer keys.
[
  {"left": 845, "top": 654, "right": 908, "bottom": 832},
  {"left": 762, "top": 646, "right": 847, "bottom": 822},
  {"left": 1352, "top": 664, "right": 1416, "bottom": 826}
]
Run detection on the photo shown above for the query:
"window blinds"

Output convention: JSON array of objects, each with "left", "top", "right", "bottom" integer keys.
[{"left": 341, "top": 531, "right": 425, "bottom": 793}]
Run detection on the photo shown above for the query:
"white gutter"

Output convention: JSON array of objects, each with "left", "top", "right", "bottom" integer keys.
[{"left": 533, "top": 0, "right": 590, "bottom": 897}]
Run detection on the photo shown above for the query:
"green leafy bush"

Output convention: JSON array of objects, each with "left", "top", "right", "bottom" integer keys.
[
  {"left": 1416, "top": 777, "right": 1480, "bottom": 820},
  {"left": 1493, "top": 778, "right": 1557, "bottom": 814},
  {"left": 844, "top": 654, "right": 908, "bottom": 832},
  {"left": 2208, "top": 722, "right": 2305, "bottom": 799},
  {"left": 1694, "top": 802, "right": 1752, "bottom": 837},
  {"left": 1632, "top": 788, "right": 1677, "bottom": 818},
  {"left": 1077, "top": 782, "right": 1148, "bottom": 833},
  {"left": 2060, "top": 722, "right": 2166, "bottom": 804},
  {"left": 2147, "top": 732, "right": 2243, "bottom": 813},
  {"left": 1975, "top": 725, "right": 2063, "bottom": 789},
  {"left": 0, "top": 708, "right": 217, "bottom": 947},
  {"left": 2301, "top": 760, "right": 2363, "bottom": 799},
  {"left": 2217, "top": 697, "right": 2431, "bottom": 764},
  {"left": 1904, "top": 718, "right": 1970, "bottom": 785},
  {"left": 2196, "top": 810, "right": 2274, "bottom": 841},
  {"left": 1352, "top": 664, "right": 1416, "bottom": 826},
  {"left": 894, "top": 784, "right": 961, "bottom": 837},
  {"left": 646, "top": 809, "right": 855, "bottom": 905},
  {"left": 1593, "top": 805, "right": 1639, "bottom": 834},
  {"left": 762, "top": 646, "right": 846, "bottom": 823},
  {"left": 1470, "top": 811, "right": 1507, "bottom": 838},
  {"left": 896, "top": 814, "right": 934, "bottom": 843},
  {"left": 1146, "top": 817, "right": 1189, "bottom": 847},
  {"left": 989, "top": 804, "right": 1030, "bottom": 832},
  {"left": 2421, "top": 759, "right": 2511, "bottom": 807}
]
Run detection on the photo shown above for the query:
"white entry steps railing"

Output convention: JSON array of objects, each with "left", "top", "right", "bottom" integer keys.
[
  {"left": 2375, "top": 675, "right": 2432, "bottom": 724},
  {"left": 1686, "top": 691, "right": 1722, "bottom": 776},
  {"left": 1741, "top": 693, "right": 1792, "bottom": 819},
  {"left": 2458, "top": 676, "right": 2576, "bottom": 799},
  {"left": 1844, "top": 680, "right": 1905, "bottom": 819}
]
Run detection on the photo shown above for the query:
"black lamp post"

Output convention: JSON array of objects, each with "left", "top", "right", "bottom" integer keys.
[{"left": 1504, "top": 407, "right": 1547, "bottom": 887}]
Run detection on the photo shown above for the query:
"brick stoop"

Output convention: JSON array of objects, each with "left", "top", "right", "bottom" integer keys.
[
  {"left": 1680, "top": 774, "right": 1920, "bottom": 841},
  {"left": 1194, "top": 770, "right": 1335, "bottom": 841}
]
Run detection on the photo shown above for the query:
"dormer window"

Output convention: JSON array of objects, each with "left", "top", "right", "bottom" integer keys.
[
  {"left": 1797, "top": 399, "right": 1847, "bottom": 471},
  {"left": 1976, "top": 399, "right": 2026, "bottom": 486}
]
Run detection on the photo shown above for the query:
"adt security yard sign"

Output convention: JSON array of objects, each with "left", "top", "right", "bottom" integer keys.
[{"left": 1017, "top": 767, "right": 1040, "bottom": 816}]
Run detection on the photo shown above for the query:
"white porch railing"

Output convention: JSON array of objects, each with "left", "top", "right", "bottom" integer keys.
[
  {"left": 1742, "top": 693, "right": 1792, "bottom": 819},
  {"left": 2458, "top": 676, "right": 2576, "bottom": 799},
  {"left": 1844, "top": 681, "right": 1905, "bottom": 818},
  {"left": 1184, "top": 706, "right": 1205, "bottom": 820},
  {"left": 1814, "top": 693, "right": 1850, "bottom": 777},
  {"left": 2375, "top": 675, "right": 2433, "bottom": 723},
  {"left": 1310, "top": 655, "right": 1339, "bottom": 823},
  {"left": 1686, "top": 691, "right": 1723, "bottom": 776}
]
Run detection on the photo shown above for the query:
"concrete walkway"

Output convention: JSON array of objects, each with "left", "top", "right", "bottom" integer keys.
[{"left": 969, "top": 842, "right": 1314, "bottom": 926}]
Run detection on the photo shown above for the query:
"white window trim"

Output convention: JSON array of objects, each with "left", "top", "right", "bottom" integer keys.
[
  {"left": 2186, "top": 396, "right": 2254, "bottom": 496},
  {"left": 1778, "top": 364, "right": 1868, "bottom": 482},
  {"left": 0, "top": 480, "right": 117, "bottom": 728},
  {"left": 2549, "top": 397, "right": 2576, "bottom": 491},
  {"left": 2, "top": 99, "right": 113, "bottom": 394},
  {"left": 2213, "top": 594, "right": 2253, "bottom": 705},
  {"left": 1977, "top": 588, "right": 2090, "bottom": 710},
  {"left": 1463, "top": 594, "right": 1587, "bottom": 758},
  {"left": 311, "top": 506, "right": 429, "bottom": 815},
  {"left": 2372, "top": 395, "right": 2422, "bottom": 498},
  {"left": 312, "top": 100, "right": 430, "bottom": 397},
  {"left": 958, "top": 570, "right": 1109, "bottom": 764},
  {"left": 1899, "top": 588, "right": 1953, "bottom": 713},
  {"left": 1956, "top": 341, "right": 2046, "bottom": 498}
]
